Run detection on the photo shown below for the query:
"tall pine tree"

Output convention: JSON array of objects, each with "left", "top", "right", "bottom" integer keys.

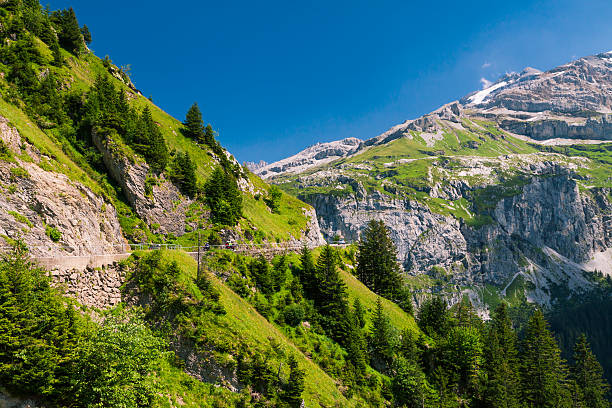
[
  {"left": 481, "top": 303, "right": 522, "bottom": 408},
  {"left": 521, "top": 310, "right": 571, "bottom": 408},
  {"left": 183, "top": 103, "right": 205, "bottom": 143},
  {"left": 356, "top": 220, "right": 404, "bottom": 300},
  {"left": 572, "top": 334, "right": 610, "bottom": 408}
]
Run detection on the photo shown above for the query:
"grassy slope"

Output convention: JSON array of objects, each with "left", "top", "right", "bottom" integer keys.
[
  {"left": 1, "top": 41, "right": 314, "bottom": 243},
  {"left": 160, "top": 250, "right": 351, "bottom": 407}
]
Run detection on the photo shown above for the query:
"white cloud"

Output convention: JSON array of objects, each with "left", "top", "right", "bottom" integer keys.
[
  {"left": 480, "top": 77, "right": 493, "bottom": 89},
  {"left": 482, "top": 62, "right": 491, "bottom": 68}
]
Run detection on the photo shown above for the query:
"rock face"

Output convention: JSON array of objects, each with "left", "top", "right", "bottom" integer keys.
[
  {"left": 0, "top": 116, "right": 125, "bottom": 257},
  {"left": 301, "top": 162, "right": 610, "bottom": 306},
  {"left": 92, "top": 130, "right": 190, "bottom": 235},
  {"left": 254, "top": 137, "right": 362, "bottom": 179}
]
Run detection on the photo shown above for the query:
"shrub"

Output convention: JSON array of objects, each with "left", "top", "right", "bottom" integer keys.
[
  {"left": 283, "top": 304, "right": 305, "bottom": 327},
  {"left": 45, "top": 225, "right": 62, "bottom": 242}
]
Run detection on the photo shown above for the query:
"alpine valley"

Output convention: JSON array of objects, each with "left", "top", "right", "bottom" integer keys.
[{"left": 1, "top": 1, "right": 612, "bottom": 408}]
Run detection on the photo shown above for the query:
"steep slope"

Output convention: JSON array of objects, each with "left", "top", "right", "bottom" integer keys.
[
  {"left": 0, "top": 3, "right": 324, "bottom": 257},
  {"left": 263, "top": 52, "right": 612, "bottom": 311}
]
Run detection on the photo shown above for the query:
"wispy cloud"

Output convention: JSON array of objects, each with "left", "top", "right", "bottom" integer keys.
[
  {"left": 481, "top": 62, "right": 491, "bottom": 69},
  {"left": 480, "top": 77, "right": 493, "bottom": 89}
]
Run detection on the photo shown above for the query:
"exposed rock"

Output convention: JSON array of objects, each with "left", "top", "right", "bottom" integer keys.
[
  {"left": 255, "top": 137, "right": 362, "bottom": 179},
  {"left": 0, "top": 116, "right": 125, "bottom": 257},
  {"left": 92, "top": 129, "right": 190, "bottom": 235}
]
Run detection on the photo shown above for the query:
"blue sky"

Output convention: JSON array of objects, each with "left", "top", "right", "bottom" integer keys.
[{"left": 47, "top": 0, "right": 612, "bottom": 163}]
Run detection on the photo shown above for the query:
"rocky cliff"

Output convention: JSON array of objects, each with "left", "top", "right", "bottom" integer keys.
[{"left": 0, "top": 116, "right": 125, "bottom": 257}]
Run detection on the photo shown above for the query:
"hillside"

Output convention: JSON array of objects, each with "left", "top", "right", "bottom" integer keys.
[{"left": 0, "top": 2, "right": 323, "bottom": 258}]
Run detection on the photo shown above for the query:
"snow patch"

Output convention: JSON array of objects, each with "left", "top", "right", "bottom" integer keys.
[{"left": 468, "top": 81, "right": 508, "bottom": 105}]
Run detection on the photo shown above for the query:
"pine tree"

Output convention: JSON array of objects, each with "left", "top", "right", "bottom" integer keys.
[
  {"left": 297, "top": 245, "right": 317, "bottom": 298},
  {"left": 203, "top": 167, "right": 242, "bottom": 225},
  {"left": 204, "top": 124, "right": 215, "bottom": 147},
  {"left": 170, "top": 151, "right": 197, "bottom": 197},
  {"left": 183, "top": 103, "right": 205, "bottom": 143},
  {"left": 52, "top": 8, "right": 83, "bottom": 54},
  {"left": 353, "top": 298, "right": 366, "bottom": 329},
  {"left": 81, "top": 24, "right": 92, "bottom": 44},
  {"left": 521, "top": 310, "right": 571, "bottom": 408},
  {"left": 369, "top": 297, "right": 397, "bottom": 371},
  {"left": 572, "top": 334, "right": 610, "bottom": 408},
  {"left": 482, "top": 303, "right": 522, "bottom": 408},
  {"left": 283, "top": 354, "right": 305, "bottom": 407},
  {"left": 314, "top": 245, "right": 350, "bottom": 342},
  {"left": 50, "top": 41, "right": 64, "bottom": 67},
  {"left": 139, "top": 107, "right": 168, "bottom": 172},
  {"left": 417, "top": 296, "right": 450, "bottom": 338},
  {"left": 392, "top": 357, "right": 438, "bottom": 408},
  {"left": 356, "top": 220, "right": 403, "bottom": 300}
]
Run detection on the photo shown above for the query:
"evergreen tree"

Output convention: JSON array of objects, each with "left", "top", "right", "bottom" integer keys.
[
  {"left": 392, "top": 357, "right": 438, "bottom": 408},
  {"left": 369, "top": 297, "right": 398, "bottom": 371},
  {"left": 356, "top": 219, "right": 404, "bottom": 300},
  {"left": 50, "top": 41, "right": 64, "bottom": 67},
  {"left": 183, "top": 103, "right": 205, "bottom": 143},
  {"left": 481, "top": 303, "right": 522, "bottom": 408},
  {"left": 52, "top": 8, "right": 83, "bottom": 54},
  {"left": 203, "top": 167, "right": 242, "bottom": 225},
  {"left": 138, "top": 107, "right": 168, "bottom": 172},
  {"left": 283, "top": 354, "right": 305, "bottom": 407},
  {"left": 81, "top": 24, "right": 92, "bottom": 44},
  {"left": 314, "top": 245, "right": 350, "bottom": 342},
  {"left": 572, "top": 334, "right": 610, "bottom": 408},
  {"left": 521, "top": 310, "right": 571, "bottom": 408},
  {"left": 170, "top": 151, "right": 198, "bottom": 197},
  {"left": 353, "top": 298, "right": 366, "bottom": 329},
  {"left": 417, "top": 296, "right": 451, "bottom": 338},
  {"left": 298, "top": 245, "right": 317, "bottom": 297},
  {"left": 204, "top": 124, "right": 215, "bottom": 146}
]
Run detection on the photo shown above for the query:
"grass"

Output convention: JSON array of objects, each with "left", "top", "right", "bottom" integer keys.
[
  {"left": 156, "top": 250, "right": 352, "bottom": 407},
  {"left": 8, "top": 210, "right": 33, "bottom": 228}
]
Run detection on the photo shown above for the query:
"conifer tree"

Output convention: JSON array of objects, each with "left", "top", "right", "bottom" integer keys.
[
  {"left": 50, "top": 41, "right": 63, "bottom": 67},
  {"left": 314, "top": 245, "right": 350, "bottom": 342},
  {"left": 572, "top": 334, "right": 610, "bottom": 408},
  {"left": 353, "top": 298, "right": 366, "bottom": 329},
  {"left": 356, "top": 220, "right": 403, "bottom": 300},
  {"left": 417, "top": 296, "right": 451, "bottom": 338},
  {"left": 140, "top": 107, "right": 168, "bottom": 172},
  {"left": 81, "top": 24, "right": 91, "bottom": 44},
  {"left": 183, "top": 103, "right": 205, "bottom": 142},
  {"left": 204, "top": 124, "right": 215, "bottom": 147},
  {"left": 283, "top": 354, "right": 305, "bottom": 407},
  {"left": 203, "top": 167, "right": 242, "bottom": 225},
  {"left": 52, "top": 8, "right": 83, "bottom": 54},
  {"left": 481, "top": 303, "right": 522, "bottom": 408},
  {"left": 298, "top": 245, "right": 317, "bottom": 298},
  {"left": 369, "top": 297, "right": 397, "bottom": 371},
  {"left": 521, "top": 310, "right": 571, "bottom": 408}
]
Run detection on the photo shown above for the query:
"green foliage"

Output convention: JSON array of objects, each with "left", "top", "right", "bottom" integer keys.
[
  {"left": 8, "top": 210, "right": 33, "bottom": 228},
  {"left": 356, "top": 219, "right": 407, "bottom": 307},
  {"left": 482, "top": 303, "right": 522, "bottom": 408},
  {"left": 203, "top": 167, "right": 242, "bottom": 225},
  {"left": 572, "top": 334, "right": 610, "bottom": 408},
  {"left": 45, "top": 224, "right": 62, "bottom": 242},
  {"left": 81, "top": 24, "right": 91, "bottom": 44},
  {"left": 369, "top": 298, "right": 398, "bottom": 371},
  {"left": 392, "top": 357, "right": 438, "bottom": 408},
  {"left": 520, "top": 309, "right": 571, "bottom": 407},
  {"left": 265, "top": 185, "right": 282, "bottom": 213},
  {"left": 282, "top": 354, "right": 306, "bottom": 407},
  {"left": 169, "top": 150, "right": 198, "bottom": 197},
  {"left": 183, "top": 102, "right": 205, "bottom": 143},
  {"left": 0, "top": 241, "right": 82, "bottom": 403},
  {"left": 417, "top": 296, "right": 451, "bottom": 338},
  {"left": 72, "top": 308, "right": 165, "bottom": 408},
  {"left": 51, "top": 7, "right": 84, "bottom": 54}
]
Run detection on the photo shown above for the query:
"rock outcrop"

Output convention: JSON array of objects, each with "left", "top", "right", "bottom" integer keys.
[
  {"left": 92, "top": 130, "right": 190, "bottom": 235},
  {"left": 254, "top": 137, "right": 362, "bottom": 179},
  {"left": 0, "top": 116, "right": 124, "bottom": 257}
]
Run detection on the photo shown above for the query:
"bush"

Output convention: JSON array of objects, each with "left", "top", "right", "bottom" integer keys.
[
  {"left": 283, "top": 304, "right": 305, "bottom": 327},
  {"left": 45, "top": 224, "right": 62, "bottom": 242}
]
